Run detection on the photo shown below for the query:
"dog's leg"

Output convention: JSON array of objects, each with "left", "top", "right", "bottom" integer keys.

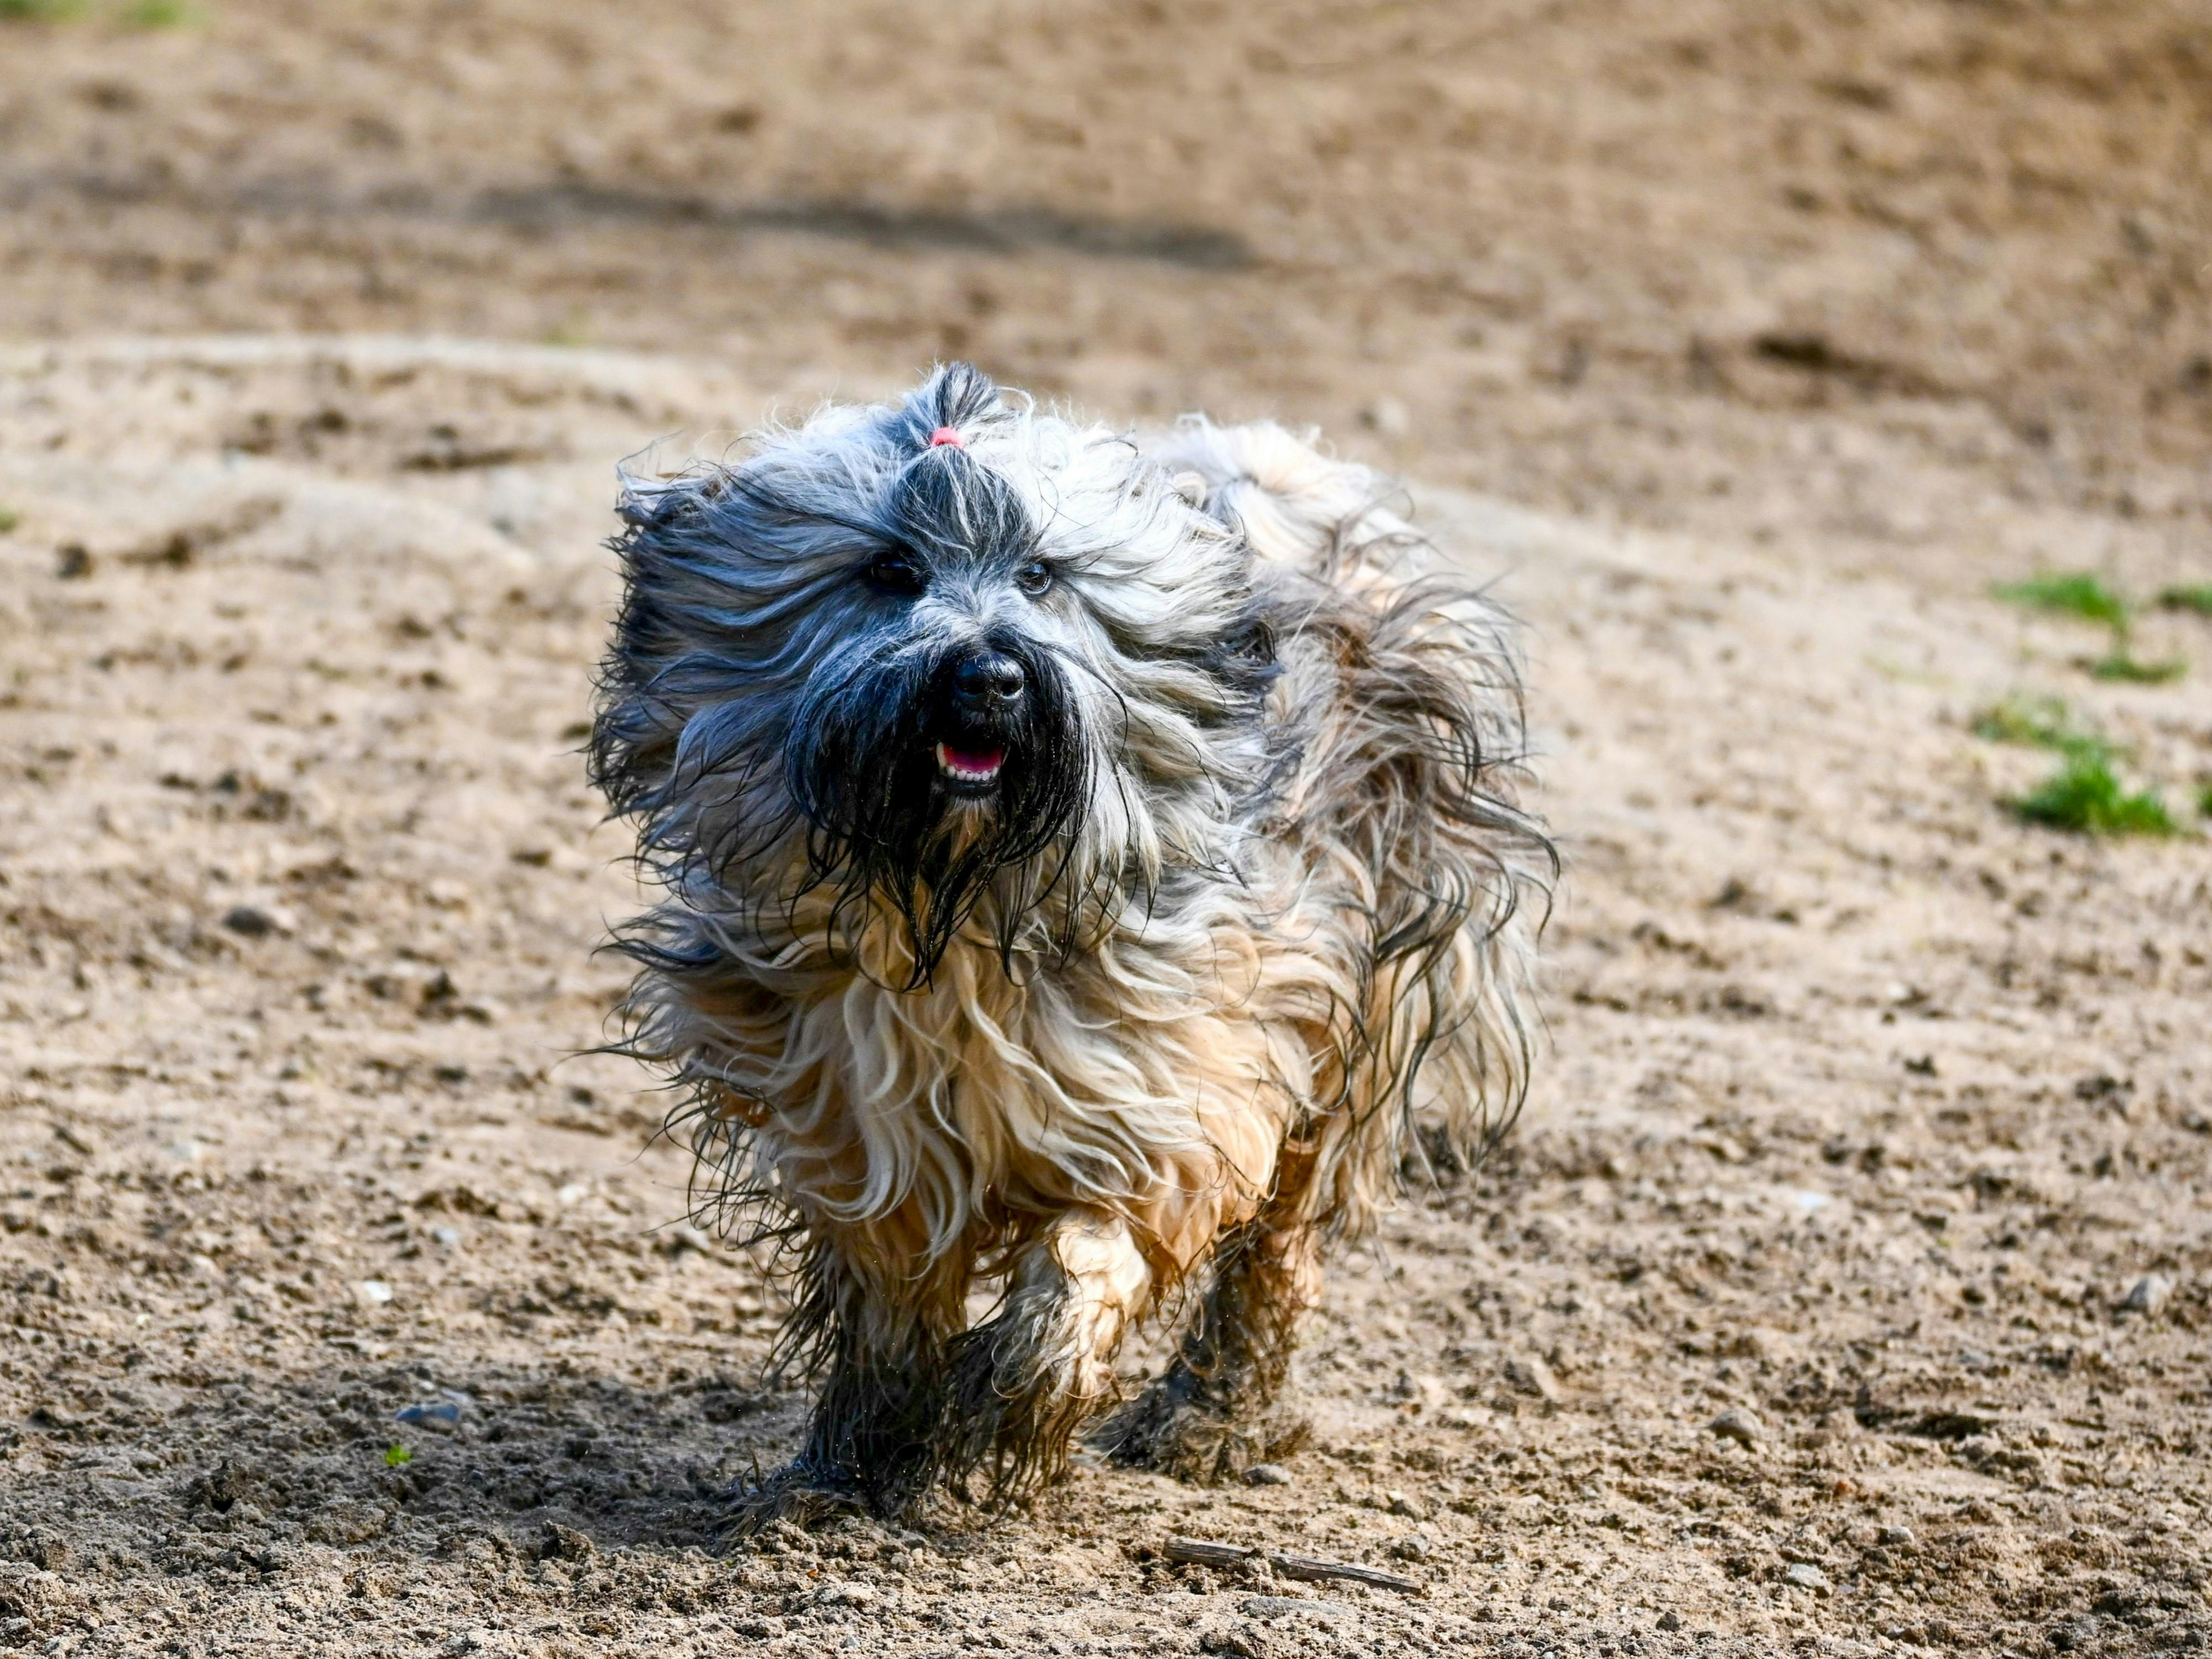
[
  {"left": 1095, "top": 1212, "right": 1323, "bottom": 1482},
  {"left": 725, "top": 1231, "right": 965, "bottom": 1534},
  {"left": 939, "top": 1210, "right": 1152, "bottom": 1503}
]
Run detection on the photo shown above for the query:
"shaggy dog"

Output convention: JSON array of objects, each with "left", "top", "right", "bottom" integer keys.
[{"left": 589, "top": 364, "right": 1553, "bottom": 1526}]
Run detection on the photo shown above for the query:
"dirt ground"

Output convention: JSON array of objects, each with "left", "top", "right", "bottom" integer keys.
[{"left": 3, "top": 3, "right": 2211, "bottom": 1656}]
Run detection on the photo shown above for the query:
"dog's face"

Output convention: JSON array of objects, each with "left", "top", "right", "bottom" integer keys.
[{"left": 593, "top": 365, "right": 1277, "bottom": 982}]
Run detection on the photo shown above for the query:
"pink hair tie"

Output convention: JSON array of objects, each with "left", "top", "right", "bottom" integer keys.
[{"left": 928, "top": 426, "right": 964, "bottom": 449}]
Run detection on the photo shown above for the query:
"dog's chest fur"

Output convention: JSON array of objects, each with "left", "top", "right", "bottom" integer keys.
[{"left": 747, "top": 901, "right": 1321, "bottom": 1263}]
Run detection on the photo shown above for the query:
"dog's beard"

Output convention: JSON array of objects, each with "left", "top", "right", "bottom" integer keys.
[{"left": 783, "top": 634, "right": 1092, "bottom": 985}]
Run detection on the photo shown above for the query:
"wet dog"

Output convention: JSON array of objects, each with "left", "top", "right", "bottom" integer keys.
[{"left": 589, "top": 364, "right": 1553, "bottom": 1525}]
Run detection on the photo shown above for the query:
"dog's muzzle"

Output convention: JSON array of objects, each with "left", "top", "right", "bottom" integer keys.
[{"left": 934, "top": 647, "right": 1026, "bottom": 794}]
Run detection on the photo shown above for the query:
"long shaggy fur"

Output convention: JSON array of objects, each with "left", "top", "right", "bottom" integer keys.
[{"left": 589, "top": 364, "right": 1554, "bottom": 1524}]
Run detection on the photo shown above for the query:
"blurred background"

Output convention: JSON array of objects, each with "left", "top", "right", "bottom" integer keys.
[{"left": 5, "top": 0, "right": 2209, "bottom": 569}]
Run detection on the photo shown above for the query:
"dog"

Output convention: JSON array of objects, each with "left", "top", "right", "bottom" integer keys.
[{"left": 589, "top": 363, "right": 1552, "bottom": 1526}]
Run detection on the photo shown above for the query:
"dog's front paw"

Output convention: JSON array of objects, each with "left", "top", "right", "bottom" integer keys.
[
  {"left": 937, "top": 1323, "right": 1080, "bottom": 1505},
  {"left": 716, "top": 1458, "right": 869, "bottom": 1541},
  {"left": 1092, "top": 1371, "right": 1310, "bottom": 1484}
]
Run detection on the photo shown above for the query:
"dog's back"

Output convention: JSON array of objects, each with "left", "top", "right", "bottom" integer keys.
[{"left": 1148, "top": 418, "right": 1554, "bottom": 1236}]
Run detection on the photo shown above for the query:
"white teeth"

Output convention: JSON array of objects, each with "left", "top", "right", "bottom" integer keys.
[{"left": 934, "top": 742, "right": 1003, "bottom": 783}]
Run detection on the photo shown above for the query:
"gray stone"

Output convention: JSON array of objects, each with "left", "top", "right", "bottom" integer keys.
[
  {"left": 1782, "top": 1562, "right": 1831, "bottom": 1593},
  {"left": 1504, "top": 1354, "right": 1561, "bottom": 1402},
  {"left": 1709, "top": 1407, "right": 1764, "bottom": 1446},
  {"left": 2121, "top": 1273, "right": 2173, "bottom": 1313},
  {"left": 1244, "top": 1463, "right": 1293, "bottom": 1487}
]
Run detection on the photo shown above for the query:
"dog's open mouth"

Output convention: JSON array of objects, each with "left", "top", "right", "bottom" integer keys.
[{"left": 934, "top": 741, "right": 1006, "bottom": 789}]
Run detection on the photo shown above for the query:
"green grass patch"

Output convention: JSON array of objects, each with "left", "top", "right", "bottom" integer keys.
[
  {"left": 1976, "top": 696, "right": 2181, "bottom": 835},
  {"left": 1972, "top": 695, "right": 2113, "bottom": 762},
  {"left": 0, "top": 508, "right": 18, "bottom": 535},
  {"left": 1994, "top": 572, "right": 2130, "bottom": 629},
  {"left": 2159, "top": 585, "right": 2212, "bottom": 617},
  {"left": 2010, "top": 752, "right": 2179, "bottom": 837},
  {"left": 2200, "top": 782, "right": 2212, "bottom": 819},
  {"left": 0, "top": 0, "right": 196, "bottom": 22},
  {"left": 2089, "top": 651, "right": 2188, "bottom": 685},
  {"left": 384, "top": 1443, "right": 412, "bottom": 1468}
]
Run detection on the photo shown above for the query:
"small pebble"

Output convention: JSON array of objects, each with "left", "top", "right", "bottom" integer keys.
[
  {"left": 1876, "top": 1525, "right": 1916, "bottom": 1547},
  {"left": 2121, "top": 1273, "right": 2172, "bottom": 1313},
  {"left": 1504, "top": 1354, "right": 1560, "bottom": 1402},
  {"left": 1389, "top": 1533, "right": 1432, "bottom": 1561},
  {"left": 222, "top": 904, "right": 284, "bottom": 938},
  {"left": 395, "top": 1401, "right": 461, "bottom": 1427},
  {"left": 1245, "top": 1463, "right": 1293, "bottom": 1487},
  {"left": 815, "top": 1582, "right": 876, "bottom": 1608},
  {"left": 356, "top": 1280, "right": 395, "bottom": 1305},
  {"left": 2051, "top": 1615, "right": 2100, "bottom": 1652},
  {"left": 1783, "top": 1563, "right": 1831, "bottom": 1593},
  {"left": 1656, "top": 1611, "right": 1683, "bottom": 1632},
  {"left": 1709, "top": 1407, "right": 1763, "bottom": 1447},
  {"left": 1386, "top": 1490, "right": 1430, "bottom": 1520},
  {"left": 538, "top": 1521, "right": 594, "bottom": 1562},
  {"left": 432, "top": 1226, "right": 462, "bottom": 1248}
]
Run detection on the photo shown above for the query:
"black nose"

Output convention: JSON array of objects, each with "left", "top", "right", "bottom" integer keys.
[{"left": 951, "top": 650, "right": 1027, "bottom": 710}]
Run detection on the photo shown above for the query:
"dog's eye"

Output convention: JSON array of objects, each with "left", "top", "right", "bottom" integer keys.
[
  {"left": 864, "top": 552, "right": 926, "bottom": 596},
  {"left": 1014, "top": 559, "right": 1054, "bottom": 597}
]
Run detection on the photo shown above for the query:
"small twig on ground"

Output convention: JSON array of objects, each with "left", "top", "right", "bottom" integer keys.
[{"left": 1163, "top": 1535, "right": 1424, "bottom": 1594}]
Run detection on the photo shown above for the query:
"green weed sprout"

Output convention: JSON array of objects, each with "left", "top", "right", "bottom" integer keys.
[
  {"left": 2011, "top": 755, "right": 2179, "bottom": 836},
  {"left": 1994, "top": 572, "right": 2130, "bottom": 629},
  {"left": 2159, "top": 585, "right": 2212, "bottom": 617},
  {"left": 2090, "top": 651, "right": 2187, "bottom": 684},
  {"left": 119, "top": 0, "right": 195, "bottom": 23},
  {"left": 0, "top": 508, "right": 18, "bottom": 535},
  {"left": 1974, "top": 696, "right": 2177, "bottom": 835},
  {"left": 0, "top": 0, "right": 195, "bottom": 25},
  {"left": 1995, "top": 572, "right": 2188, "bottom": 684},
  {"left": 1972, "top": 694, "right": 2099, "bottom": 757},
  {"left": 385, "top": 1444, "right": 413, "bottom": 1468}
]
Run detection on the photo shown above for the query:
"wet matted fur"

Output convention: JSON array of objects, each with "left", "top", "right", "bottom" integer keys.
[{"left": 589, "top": 364, "right": 1554, "bottom": 1526}]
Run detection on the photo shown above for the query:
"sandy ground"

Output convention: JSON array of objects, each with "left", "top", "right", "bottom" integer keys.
[{"left": 3, "top": 4, "right": 2211, "bottom": 1656}]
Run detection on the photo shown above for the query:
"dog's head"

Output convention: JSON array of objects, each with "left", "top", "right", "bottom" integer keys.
[{"left": 592, "top": 364, "right": 1277, "bottom": 983}]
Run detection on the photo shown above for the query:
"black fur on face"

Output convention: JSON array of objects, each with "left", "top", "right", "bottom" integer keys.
[
  {"left": 785, "top": 624, "right": 1091, "bottom": 986},
  {"left": 590, "top": 364, "right": 1112, "bottom": 988}
]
